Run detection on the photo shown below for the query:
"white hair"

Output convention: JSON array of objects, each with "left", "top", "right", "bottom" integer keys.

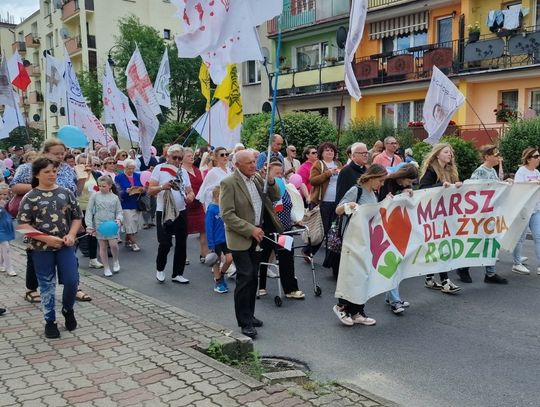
[
  {"left": 350, "top": 142, "right": 367, "bottom": 153},
  {"left": 233, "top": 143, "right": 245, "bottom": 152},
  {"left": 123, "top": 158, "right": 136, "bottom": 168},
  {"left": 167, "top": 144, "right": 184, "bottom": 155}
]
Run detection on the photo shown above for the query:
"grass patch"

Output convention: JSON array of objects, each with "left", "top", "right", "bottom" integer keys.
[{"left": 206, "top": 340, "right": 267, "bottom": 380}]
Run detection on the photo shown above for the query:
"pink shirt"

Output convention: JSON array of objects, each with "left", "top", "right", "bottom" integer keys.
[
  {"left": 372, "top": 152, "right": 402, "bottom": 168},
  {"left": 297, "top": 161, "right": 313, "bottom": 192}
]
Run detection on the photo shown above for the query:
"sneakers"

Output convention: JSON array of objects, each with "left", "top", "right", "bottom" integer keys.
[
  {"left": 351, "top": 312, "right": 376, "bottom": 326},
  {"left": 214, "top": 279, "right": 228, "bottom": 294},
  {"left": 285, "top": 290, "right": 305, "bottom": 299},
  {"left": 131, "top": 244, "right": 141, "bottom": 252},
  {"left": 537, "top": 267, "right": 540, "bottom": 275},
  {"left": 385, "top": 299, "right": 410, "bottom": 309},
  {"left": 156, "top": 271, "right": 165, "bottom": 283},
  {"left": 44, "top": 321, "right": 60, "bottom": 339},
  {"left": 226, "top": 264, "right": 237, "bottom": 278},
  {"left": 89, "top": 258, "right": 103, "bottom": 269},
  {"left": 103, "top": 269, "right": 113, "bottom": 277},
  {"left": 332, "top": 305, "right": 354, "bottom": 326},
  {"left": 61, "top": 308, "right": 77, "bottom": 331},
  {"left": 521, "top": 256, "right": 529, "bottom": 264},
  {"left": 390, "top": 304, "right": 405, "bottom": 314},
  {"left": 0, "top": 308, "right": 5, "bottom": 316},
  {"left": 112, "top": 261, "right": 120, "bottom": 273},
  {"left": 424, "top": 278, "right": 442, "bottom": 290},
  {"left": 441, "top": 279, "right": 461, "bottom": 294},
  {"left": 267, "top": 266, "right": 278, "bottom": 279},
  {"left": 0, "top": 266, "right": 5, "bottom": 272},
  {"left": 258, "top": 289, "right": 267, "bottom": 297},
  {"left": 512, "top": 264, "right": 530, "bottom": 275},
  {"left": 456, "top": 268, "right": 472, "bottom": 283},
  {"left": 171, "top": 275, "right": 189, "bottom": 284},
  {"left": 484, "top": 274, "right": 508, "bottom": 284},
  {"left": 6, "top": 270, "right": 16, "bottom": 277}
]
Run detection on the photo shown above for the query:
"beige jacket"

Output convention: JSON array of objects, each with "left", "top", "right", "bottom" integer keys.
[{"left": 309, "top": 160, "right": 343, "bottom": 205}]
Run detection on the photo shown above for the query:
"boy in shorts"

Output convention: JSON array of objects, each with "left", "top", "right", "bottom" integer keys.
[{"left": 205, "top": 186, "right": 233, "bottom": 293}]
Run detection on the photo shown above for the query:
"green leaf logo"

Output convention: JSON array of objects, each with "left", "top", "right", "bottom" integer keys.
[{"left": 377, "top": 251, "right": 401, "bottom": 279}]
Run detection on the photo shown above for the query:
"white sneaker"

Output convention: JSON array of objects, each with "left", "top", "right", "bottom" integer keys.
[
  {"left": 156, "top": 271, "right": 165, "bottom": 282},
  {"left": 537, "top": 267, "right": 540, "bottom": 275},
  {"left": 112, "top": 261, "right": 120, "bottom": 273},
  {"left": 351, "top": 312, "right": 376, "bottom": 326},
  {"left": 441, "top": 279, "right": 461, "bottom": 294},
  {"left": 512, "top": 264, "right": 530, "bottom": 275},
  {"left": 267, "top": 265, "right": 278, "bottom": 279},
  {"left": 171, "top": 275, "right": 189, "bottom": 284},
  {"left": 7, "top": 270, "right": 17, "bottom": 277},
  {"left": 521, "top": 256, "right": 529, "bottom": 264},
  {"left": 0, "top": 266, "right": 6, "bottom": 272},
  {"left": 226, "top": 264, "right": 237, "bottom": 278},
  {"left": 89, "top": 258, "right": 103, "bottom": 269},
  {"left": 333, "top": 305, "right": 354, "bottom": 326},
  {"left": 103, "top": 269, "right": 113, "bottom": 277},
  {"left": 131, "top": 244, "right": 141, "bottom": 252}
]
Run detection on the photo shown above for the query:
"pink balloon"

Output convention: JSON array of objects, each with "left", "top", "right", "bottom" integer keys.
[
  {"left": 3, "top": 158, "right": 13, "bottom": 169},
  {"left": 140, "top": 170, "right": 152, "bottom": 186},
  {"left": 288, "top": 173, "right": 303, "bottom": 188}
]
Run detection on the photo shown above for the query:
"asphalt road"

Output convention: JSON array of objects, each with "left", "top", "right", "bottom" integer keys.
[{"left": 77, "top": 228, "right": 540, "bottom": 407}]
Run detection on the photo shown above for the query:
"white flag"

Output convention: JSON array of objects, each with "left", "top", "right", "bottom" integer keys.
[
  {"left": 344, "top": 0, "right": 368, "bottom": 101},
  {"left": 125, "top": 46, "right": 161, "bottom": 116},
  {"left": 102, "top": 63, "right": 139, "bottom": 142},
  {"left": 0, "top": 101, "right": 25, "bottom": 139},
  {"left": 0, "top": 56, "right": 15, "bottom": 109},
  {"left": 155, "top": 49, "right": 171, "bottom": 108},
  {"left": 192, "top": 100, "right": 241, "bottom": 149},
  {"left": 64, "top": 48, "right": 117, "bottom": 147},
  {"left": 423, "top": 66, "right": 465, "bottom": 145},
  {"left": 133, "top": 98, "right": 159, "bottom": 165},
  {"left": 45, "top": 53, "right": 65, "bottom": 104},
  {"left": 174, "top": 0, "right": 282, "bottom": 83}
]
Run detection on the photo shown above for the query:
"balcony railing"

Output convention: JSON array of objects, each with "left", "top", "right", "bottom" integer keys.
[
  {"left": 353, "top": 26, "right": 540, "bottom": 88},
  {"left": 62, "top": 0, "right": 80, "bottom": 20},
  {"left": 65, "top": 36, "right": 82, "bottom": 55},
  {"left": 268, "top": 0, "right": 350, "bottom": 35},
  {"left": 29, "top": 91, "right": 44, "bottom": 104},
  {"left": 25, "top": 33, "right": 40, "bottom": 48},
  {"left": 367, "top": 0, "right": 414, "bottom": 10},
  {"left": 268, "top": 61, "right": 345, "bottom": 97},
  {"left": 12, "top": 41, "right": 26, "bottom": 53}
]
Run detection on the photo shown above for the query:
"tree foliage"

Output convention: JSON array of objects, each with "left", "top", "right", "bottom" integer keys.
[
  {"left": 0, "top": 126, "right": 43, "bottom": 150},
  {"left": 499, "top": 117, "right": 540, "bottom": 173},
  {"left": 241, "top": 112, "right": 337, "bottom": 153},
  {"left": 77, "top": 70, "right": 102, "bottom": 118}
]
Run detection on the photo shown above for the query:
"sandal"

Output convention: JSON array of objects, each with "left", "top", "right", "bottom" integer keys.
[
  {"left": 24, "top": 290, "right": 41, "bottom": 303},
  {"left": 75, "top": 289, "right": 92, "bottom": 302}
]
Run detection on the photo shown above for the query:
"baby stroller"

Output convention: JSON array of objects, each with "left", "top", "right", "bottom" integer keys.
[{"left": 257, "top": 225, "right": 322, "bottom": 307}]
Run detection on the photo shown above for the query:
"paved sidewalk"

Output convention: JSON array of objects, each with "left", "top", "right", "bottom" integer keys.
[{"left": 0, "top": 244, "right": 395, "bottom": 407}]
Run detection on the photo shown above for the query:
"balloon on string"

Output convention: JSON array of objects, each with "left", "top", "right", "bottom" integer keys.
[
  {"left": 97, "top": 220, "right": 119, "bottom": 238},
  {"left": 3, "top": 158, "right": 13, "bottom": 169},
  {"left": 288, "top": 174, "right": 303, "bottom": 189},
  {"left": 58, "top": 125, "right": 89, "bottom": 148},
  {"left": 140, "top": 171, "right": 152, "bottom": 186},
  {"left": 3, "top": 169, "right": 11, "bottom": 178}
]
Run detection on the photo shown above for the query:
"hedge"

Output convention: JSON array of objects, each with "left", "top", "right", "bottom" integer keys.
[{"left": 499, "top": 117, "right": 540, "bottom": 173}]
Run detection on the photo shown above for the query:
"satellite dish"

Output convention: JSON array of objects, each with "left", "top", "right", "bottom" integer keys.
[
  {"left": 60, "top": 28, "right": 71, "bottom": 40},
  {"left": 261, "top": 47, "right": 270, "bottom": 65},
  {"left": 52, "top": 0, "right": 63, "bottom": 9},
  {"left": 33, "top": 114, "right": 40, "bottom": 122},
  {"left": 59, "top": 107, "right": 66, "bottom": 116},
  {"left": 49, "top": 104, "right": 57, "bottom": 113},
  {"left": 262, "top": 101, "right": 272, "bottom": 113},
  {"left": 336, "top": 26, "right": 348, "bottom": 49},
  {"left": 22, "top": 59, "right": 31, "bottom": 67}
]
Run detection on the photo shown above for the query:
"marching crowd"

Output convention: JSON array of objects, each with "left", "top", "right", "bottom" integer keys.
[{"left": 0, "top": 135, "right": 539, "bottom": 340}]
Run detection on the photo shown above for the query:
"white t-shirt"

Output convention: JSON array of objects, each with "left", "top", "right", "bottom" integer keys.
[
  {"left": 150, "top": 164, "right": 191, "bottom": 212},
  {"left": 323, "top": 161, "right": 338, "bottom": 202},
  {"left": 515, "top": 166, "right": 540, "bottom": 212},
  {"left": 196, "top": 166, "right": 230, "bottom": 210}
]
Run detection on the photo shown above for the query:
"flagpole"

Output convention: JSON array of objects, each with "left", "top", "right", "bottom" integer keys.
[
  {"left": 465, "top": 99, "right": 494, "bottom": 143},
  {"left": 261, "top": 58, "right": 286, "bottom": 143},
  {"left": 123, "top": 118, "right": 135, "bottom": 149}
]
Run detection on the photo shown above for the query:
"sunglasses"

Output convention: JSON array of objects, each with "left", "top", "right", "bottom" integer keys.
[
  {"left": 289, "top": 149, "right": 296, "bottom": 152},
  {"left": 531, "top": 154, "right": 540, "bottom": 159},
  {"left": 219, "top": 152, "right": 230, "bottom": 157},
  {"left": 171, "top": 155, "right": 184, "bottom": 161},
  {"left": 492, "top": 152, "right": 500, "bottom": 157},
  {"left": 309, "top": 151, "right": 317, "bottom": 155}
]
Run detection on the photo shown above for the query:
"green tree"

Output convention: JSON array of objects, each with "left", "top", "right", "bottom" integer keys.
[
  {"left": 499, "top": 117, "right": 540, "bottom": 173},
  {"left": 77, "top": 70, "right": 102, "bottom": 118},
  {"left": 0, "top": 126, "right": 43, "bottom": 150},
  {"left": 340, "top": 118, "right": 393, "bottom": 152}
]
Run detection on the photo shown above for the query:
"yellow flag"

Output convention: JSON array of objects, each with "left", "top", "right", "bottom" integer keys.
[
  {"left": 214, "top": 64, "right": 243, "bottom": 129},
  {"left": 199, "top": 63, "right": 211, "bottom": 111}
]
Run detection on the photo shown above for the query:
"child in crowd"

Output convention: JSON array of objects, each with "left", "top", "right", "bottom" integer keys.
[
  {"left": 205, "top": 186, "right": 232, "bottom": 294},
  {"left": 85, "top": 175, "right": 123, "bottom": 277},
  {"left": 0, "top": 183, "right": 15, "bottom": 276},
  {"left": 18, "top": 158, "right": 82, "bottom": 339}
]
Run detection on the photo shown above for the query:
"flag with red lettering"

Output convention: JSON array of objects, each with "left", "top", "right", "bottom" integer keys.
[
  {"left": 7, "top": 51, "right": 31, "bottom": 91},
  {"left": 125, "top": 46, "right": 161, "bottom": 116}
]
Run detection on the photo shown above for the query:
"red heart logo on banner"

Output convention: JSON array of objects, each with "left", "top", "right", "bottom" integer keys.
[
  {"left": 369, "top": 218, "right": 390, "bottom": 268},
  {"left": 379, "top": 207, "right": 412, "bottom": 257}
]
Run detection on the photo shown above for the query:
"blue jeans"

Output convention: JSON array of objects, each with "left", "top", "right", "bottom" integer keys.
[
  {"left": 513, "top": 210, "right": 540, "bottom": 266},
  {"left": 32, "top": 247, "right": 79, "bottom": 322},
  {"left": 385, "top": 287, "right": 401, "bottom": 306}
]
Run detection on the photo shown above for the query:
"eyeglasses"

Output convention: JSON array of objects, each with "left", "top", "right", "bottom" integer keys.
[
  {"left": 354, "top": 151, "right": 369, "bottom": 155},
  {"left": 309, "top": 151, "right": 317, "bottom": 155},
  {"left": 105, "top": 161, "right": 115, "bottom": 165},
  {"left": 219, "top": 152, "right": 230, "bottom": 157},
  {"left": 120, "top": 154, "right": 128, "bottom": 157},
  {"left": 289, "top": 149, "right": 296, "bottom": 152},
  {"left": 531, "top": 154, "right": 540, "bottom": 159},
  {"left": 171, "top": 156, "right": 184, "bottom": 161},
  {"left": 388, "top": 142, "right": 398, "bottom": 145}
]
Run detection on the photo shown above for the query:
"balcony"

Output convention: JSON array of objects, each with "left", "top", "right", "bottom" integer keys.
[
  {"left": 62, "top": 0, "right": 80, "bottom": 21},
  {"left": 367, "top": 0, "right": 415, "bottom": 10},
  {"left": 268, "top": 62, "right": 345, "bottom": 97},
  {"left": 29, "top": 121, "right": 45, "bottom": 131},
  {"left": 27, "top": 65, "right": 41, "bottom": 77},
  {"left": 29, "top": 91, "right": 43, "bottom": 104},
  {"left": 12, "top": 41, "right": 26, "bottom": 53},
  {"left": 268, "top": 0, "right": 349, "bottom": 36},
  {"left": 65, "top": 36, "right": 82, "bottom": 56},
  {"left": 25, "top": 33, "right": 40, "bottom": 48},
  {"left": 353, "top": 26, "right": 540, "bottom": 88}
]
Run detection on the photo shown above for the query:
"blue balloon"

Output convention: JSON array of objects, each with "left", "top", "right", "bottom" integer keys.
[
  {"left": 3, "top": 169, "right": 10, "bottom": 178},
  {"left": 97, "top": 220, "right": 119, "bottom": 238},
  {"left": 276, "top": 177, "right": 286, "bottom": 197},
  {"left": 58, "top": 125, "right": 88, "bottom": 148}
]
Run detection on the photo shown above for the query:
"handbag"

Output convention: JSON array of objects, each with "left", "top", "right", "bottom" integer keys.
[
  {"left": 327, "top": 216, "right": 343, "bottom": 254},
  {"left": 302, "top": 205, "right": 324, "bottom": 246},
  {"left": 6, "top": 194, "right": 23, "bottom": 218},
  {"left": 136, "top": 194, "right": 149, "bottom": 212}
]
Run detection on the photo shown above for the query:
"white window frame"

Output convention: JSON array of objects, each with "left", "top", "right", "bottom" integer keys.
[
  {"left": 381, "top": 31, "right": 428, "bottom": 53},
  {"left": 293, "top": 42, "right": 328, "bottom": 70},
  {"left": 436, "top": 16, "right": 453, "bottom": 45},
  {"left": 381, "top": 100, "right": 424, "bottom": 127},
  {"left": 245, "top": 60, "right": 261, "bottom": 85}
]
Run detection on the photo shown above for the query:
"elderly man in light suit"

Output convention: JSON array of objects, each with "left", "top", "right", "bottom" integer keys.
[{"left": 220, "top": 150, "right": 283, "bottom": 339}]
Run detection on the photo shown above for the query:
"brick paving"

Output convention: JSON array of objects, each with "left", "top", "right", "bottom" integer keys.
[{"left": 0, "top": 244, "right": 395, "bottom": 407}]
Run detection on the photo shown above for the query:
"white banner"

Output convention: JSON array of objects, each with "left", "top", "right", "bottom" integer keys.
[
  {"left": 133, "top": 98, "right": 159, "bottom": 165},
  {"left": 126, "top": 46, "right": 161, "bottom": 116},
  {"left": 191, "top": 100, "right": 241, "bottom": 149},
  {"left": 0, "top": 101, "right": 25, "bottom": 139},
  {"left": 155, "top": 49, "right": 171, "bottom": 108},
  {"left": 423, "top": 66, "right": 465, "bottom": 145},
  {"left": 336, "top": 181, "right": 540, "bottom": 304},
  {"left": 344, "top": 0, "right": 368, "bottom": 101},
  {"left": 0, "top": 56, "right": 15, "bottom": 109},
  {"left": 45, "top": 53, "right": 65, "bottom": 104}
]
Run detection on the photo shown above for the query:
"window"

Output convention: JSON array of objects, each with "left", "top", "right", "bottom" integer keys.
[
  {"left": 381, "top": 31, "right": 428, "bottom": 53},
  {"left": 290, "top": 0, "right": 313, "bottom": 16},
  {"left": 437, "top": 17, "right": 452, "bottom": 46},
  {"left": 501, "top": 90, "right": 518, "bottom": 110},
  {"left": 54, "top": 29, "right": 58, "bottom": 46},
  {"left": 46, "top": 33, "right": 53, "bottom": 49},
  {"left": 163, "top": 29, "right": 171, "bottom": 40},
  {"left": 531, "top": 90, "right": 540, "bottom": 114},
  {"left": 382, "top": 100, "right": 424, "bottom": 127},
  {"left": 295, "top": 42, "right": 327, "bottom": 70},
  {"left": 245, "top": 60, "right": 261, "bottom": 84}
]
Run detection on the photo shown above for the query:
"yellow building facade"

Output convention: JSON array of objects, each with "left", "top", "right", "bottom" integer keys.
[{"left": 352, "top": 0, "right": 540, "bottom": 140}]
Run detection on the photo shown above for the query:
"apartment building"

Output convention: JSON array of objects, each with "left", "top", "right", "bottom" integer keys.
[{"left": 5, "top": 0, "right": 182, "bottom": 138}]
